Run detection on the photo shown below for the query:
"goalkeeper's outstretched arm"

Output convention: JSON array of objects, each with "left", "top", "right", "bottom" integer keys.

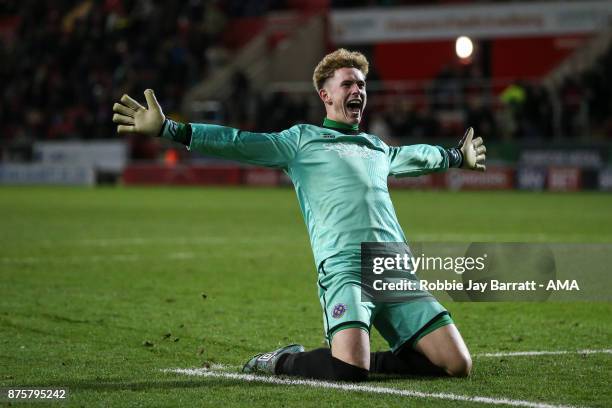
[
  {"left": 112, "top": 90, "right": 300, "bottom": 169},
  {"left": 387, "top": 127, "right": 487, "bottom": 178}
]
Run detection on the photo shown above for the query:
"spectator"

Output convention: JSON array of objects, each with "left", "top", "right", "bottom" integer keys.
[
  {"left": 465, "top": 96, "right": 496, "bottom": 140},
  {"left": 0, "top": 1, "right": 215, "bottom": 145}
]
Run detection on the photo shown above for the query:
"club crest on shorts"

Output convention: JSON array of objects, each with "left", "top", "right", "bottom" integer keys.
[{"left": 332, "top": 303, "right": 347, "bottom": 318}]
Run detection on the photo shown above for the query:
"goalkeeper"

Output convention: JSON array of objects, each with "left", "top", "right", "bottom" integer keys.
[{"left": 112, "top": 49, "right": 486, "bottom": 381}]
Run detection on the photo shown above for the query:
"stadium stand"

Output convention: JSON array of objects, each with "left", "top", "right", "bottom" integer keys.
[
  {"left": 1, "top": 1, "right": 611, "bottom": 145},
  {"left": 1, "top": 0, "right": 611, "bottom": 180}
]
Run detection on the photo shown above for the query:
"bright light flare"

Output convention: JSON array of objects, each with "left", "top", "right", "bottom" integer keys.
[{"left": 455, "top": 36, "right": 474, "bottom": 59}]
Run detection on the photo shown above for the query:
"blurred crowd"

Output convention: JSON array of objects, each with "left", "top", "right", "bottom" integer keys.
[
  {"left": 0, "top": 0, "right": 228, "bottom": 144},
  {"left": 330, "top": 0, "right": 529, "bottom": 7},
  {"left": 224, "top": 44, "right": 612, "bottom": 143},
  {"left": 1, "top": 0, "right": 611, "bottom": 149}
]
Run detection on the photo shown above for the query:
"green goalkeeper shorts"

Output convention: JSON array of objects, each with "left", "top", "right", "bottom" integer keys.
[{"left": 317, "top": 255, "right": 453, "bottom": 352}]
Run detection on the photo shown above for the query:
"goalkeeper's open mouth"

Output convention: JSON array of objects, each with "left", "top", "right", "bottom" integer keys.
[{"left": 345, "top": 98, "right": 363, "bottom": 120}]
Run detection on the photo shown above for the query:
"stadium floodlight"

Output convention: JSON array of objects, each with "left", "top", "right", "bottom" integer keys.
[{"left": 455, "top": 36, "right": 474, "bottom": 59}]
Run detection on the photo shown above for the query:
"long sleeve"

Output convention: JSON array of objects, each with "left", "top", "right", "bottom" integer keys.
[
  {"left": 387, "top": 144, "right": 449, "bottom": 177},
  {"left": 188, "top": 124, "right": 301, "bottom": 168}
]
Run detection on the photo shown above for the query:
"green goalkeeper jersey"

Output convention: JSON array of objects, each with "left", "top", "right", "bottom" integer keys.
[{"left": 188, "top": 118, "right": 450, "bottom": 267}]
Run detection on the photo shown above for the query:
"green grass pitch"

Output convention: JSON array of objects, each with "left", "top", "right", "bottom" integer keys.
[{"left": 0, "top": 186, "right": 610, "bottom": 407}]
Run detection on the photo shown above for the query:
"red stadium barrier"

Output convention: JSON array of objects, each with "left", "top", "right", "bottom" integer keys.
[
  {"left": 121, "top": 163, "right": 606, "bottom": 191},
  {"left": 548, "top": 167, "right": 581, "bottom": 192},
  {"left": 243, "top": 168, "right": 281, "bottom": 186},
  {"left": 388, "top": 173, "right": 445, "bottom": 189},
  {"left": 122, "top": 164, "right": 241, "bottom": 186},
  {"left": 445, "top": 166, "right": 515, "bottom": 190}
]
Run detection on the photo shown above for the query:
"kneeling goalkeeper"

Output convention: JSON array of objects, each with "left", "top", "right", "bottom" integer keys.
[{"left": 113, "top": 49, "right": 486, "bottom": 381}]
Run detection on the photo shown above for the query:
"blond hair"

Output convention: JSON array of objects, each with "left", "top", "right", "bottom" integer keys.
[{"left": 312, "top": 48, "right": 369, "bottom": 91}]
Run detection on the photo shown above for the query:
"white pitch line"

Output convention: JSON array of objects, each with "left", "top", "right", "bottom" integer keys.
[
  {"left": 182, "top": 349, "right": 612, "bottom": 370},
  {"left": 476, "top": 349, "right": 612, "bottom": 358},
  {"left": 34, "top": 236, "right": 293, "bottom": 247},
  {"left": 409, "top": 232, "right": 609, "bottom": 242},
  {"left": 164, "top": 368, "right": 582, "bottom": 408},
  {"left": 0, "top": 252, "right": 196, "bottom": 264},
  {"left": 30, "top": 232, "right": 612, "bottom": 247}
]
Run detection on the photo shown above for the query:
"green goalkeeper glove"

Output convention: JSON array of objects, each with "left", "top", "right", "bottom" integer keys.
[
  {"left": 449, "top": 127, "right": 486, "bottom": 171},
  {"left": 460, "top": 127, "right": 487, "bottom": 171},
  {"left": 112, "top": 89, "right": 165, "bottom": 137}
]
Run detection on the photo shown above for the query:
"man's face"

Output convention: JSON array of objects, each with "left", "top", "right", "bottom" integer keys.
[{"left": 320, "top": 67, "right": 367, "bottom": 125}]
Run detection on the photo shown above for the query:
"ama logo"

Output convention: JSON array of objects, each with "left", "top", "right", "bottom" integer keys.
[{"left": 546, "top": 280, "right": 580, "bottom": 291}]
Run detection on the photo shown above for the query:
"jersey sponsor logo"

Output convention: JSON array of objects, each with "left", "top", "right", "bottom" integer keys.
[
  {"left": 324, "top": 143, "right": 376, "bottom": 159},
  {"left": 322, "top": 133, "right": 335, "bottom": 139},
  {"left": 331, "top": 303, "right": 347, "bottom": 318}
]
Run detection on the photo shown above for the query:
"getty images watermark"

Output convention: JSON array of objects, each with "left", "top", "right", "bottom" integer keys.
[{"left": 360, "top": 242, "right": 611, "bottom": 302}]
